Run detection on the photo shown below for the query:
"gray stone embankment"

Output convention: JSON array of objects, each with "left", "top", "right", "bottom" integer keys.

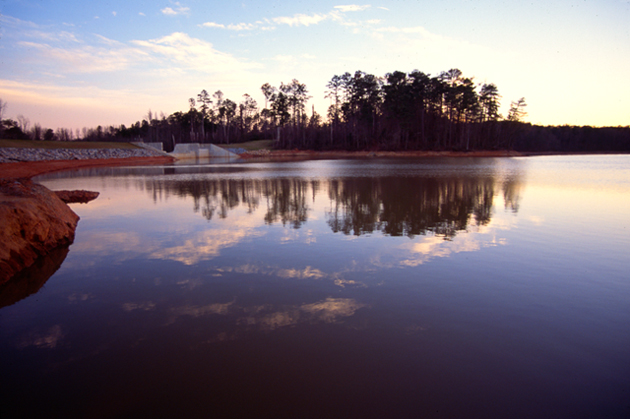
[{"left": 0, "top": 147, "right": 164, "bottom": 164}]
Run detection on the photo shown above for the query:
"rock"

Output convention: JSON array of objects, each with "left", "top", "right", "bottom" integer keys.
[
  {"left": 55, "top": 190, "right": 100, "bottom": 204},
  {"left": 0, "top": 179, "right": 80, "bottom": 284}
]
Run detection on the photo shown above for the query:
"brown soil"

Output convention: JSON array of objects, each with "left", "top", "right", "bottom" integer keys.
[
  {"left": 0, "top": 156, "right": 175, "bottom": 180},
  {"left": 0, "top": 179, "right": 80, "bottom": 284}
]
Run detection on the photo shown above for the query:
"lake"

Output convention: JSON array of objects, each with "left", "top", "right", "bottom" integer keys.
[{"left": 1, "top": 155, "right": 629, "bottom": 418}]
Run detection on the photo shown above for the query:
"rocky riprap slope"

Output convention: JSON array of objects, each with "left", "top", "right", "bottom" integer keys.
[{"left": 0, "top": 147, "right": 163, "bottom": 163}]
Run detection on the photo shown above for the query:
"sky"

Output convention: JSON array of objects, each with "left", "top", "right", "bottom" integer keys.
[{"left": 1, "top": 0, "right": 629, "bottom": 131}]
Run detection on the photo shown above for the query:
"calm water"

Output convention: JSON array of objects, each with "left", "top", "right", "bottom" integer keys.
[{"left": 1, "top": 156, "right": 629, "bottom": 418}]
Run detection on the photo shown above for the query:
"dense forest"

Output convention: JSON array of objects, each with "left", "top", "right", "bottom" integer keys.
[{"left": 1, "top": 68, "right": 629, "bottom": 153}]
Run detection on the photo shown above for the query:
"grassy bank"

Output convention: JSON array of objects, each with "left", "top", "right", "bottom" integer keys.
[{"left": 214, "top": 139, "right": 273, "bottom": 151}]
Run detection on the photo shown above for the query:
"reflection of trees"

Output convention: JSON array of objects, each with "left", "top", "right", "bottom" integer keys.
[
  {"left": 261, "top": 179, "right": 314, "bottom": 228},
  {"left": 144, "top": 178, "right": 317, "bottom": 228},
  {"left": 328, "top": 177, "right": 497, "bottom": 239},
  {"left": 143, "top": 173, "right": 521, "bottom": 237},
  {"left": 147, "top": 179, "right": 255, "bottom": 220},
  {"left": 502, "top": 177, "right": 522, "bottom": 213}
]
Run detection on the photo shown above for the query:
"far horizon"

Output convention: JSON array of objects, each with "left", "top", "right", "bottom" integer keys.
[{"left": 1, "top": 1, "right": 629, "bottom": 131}]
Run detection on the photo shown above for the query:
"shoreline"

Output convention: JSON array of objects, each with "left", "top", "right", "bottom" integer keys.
[
  {"left": 1, "top": 149, "right": 627, "bottom": 180},
  {"left": 241, "top": 149, "right": 525, "bottom": 159},
  {"left": 0, "top": 156, "right": 175, "bottom": 180}
]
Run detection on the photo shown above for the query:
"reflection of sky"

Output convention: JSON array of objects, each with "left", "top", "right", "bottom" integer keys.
[
  {"left": 33, "top": 157, "right": 630, "bottom": 324},
  {"left": 36, "top": 176, "right": 524, "bottom": 303},
  {"left": 5, "top": 158, "right": 630, "bottom": 418}
]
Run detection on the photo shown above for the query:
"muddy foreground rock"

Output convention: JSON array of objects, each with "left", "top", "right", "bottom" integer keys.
[{"left": 0, "top": 179, "right": 90, "bottom": 284}]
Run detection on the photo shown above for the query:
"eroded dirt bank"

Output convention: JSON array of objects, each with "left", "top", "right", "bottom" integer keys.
[{"left": 0, "top": 179, "right": 80, "bottom": 284}]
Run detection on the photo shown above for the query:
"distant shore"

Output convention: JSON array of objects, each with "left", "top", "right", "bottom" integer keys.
[
  {"left": 2, "top": 147, "right": 628, "bottom": 180},
  {"left": 240, "top": 149, "right": 525, "bottom": 160}
]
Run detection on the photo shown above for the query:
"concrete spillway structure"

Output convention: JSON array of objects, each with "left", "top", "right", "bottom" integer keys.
[{"left": 170, "top": 144, "right": 240, "bottom": 160}]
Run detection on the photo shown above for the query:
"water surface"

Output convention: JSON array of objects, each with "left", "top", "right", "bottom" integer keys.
[{"left": 1, "top": 156, "right": 629, "bottom": 418}]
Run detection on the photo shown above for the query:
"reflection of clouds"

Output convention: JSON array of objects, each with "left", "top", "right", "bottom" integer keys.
[
  {"left": 77, "top": 232, "right": 143, "bottom": 254},
  {"left": 122, "top": 302, "right": 156, "bottom": 311},
  {"left": 68, "top": 292, "right": 92, "bottom": 302},
  {"left": 167, "top": 300, "right": 235, "bottom": 325},
  {"left": 333, "top": 278, "right": 365, "bottom": 288},
  {"left": 280, "top": 228, "right": 318, "bottom": 244},
  {"left": 149, "top": 229, "right": 261, "bottom": 265},
  {"left": 396, "top": 220, "right": 515, "bottom": 267},
  {"left": 221, "top": 264, "right": 366, "bottom": 287},
  {"left": 18, "top": 325, "right": 64, "bottom": 349},
  {"left": 242, "top": 298, "right": 366, "bottom": 331},
  {"left": 172, "top": 301, "right": 234, "bottom": 317},
  {"left": 176, "top": 278, "right": 204, "bottom": 290},
  {"left": 301, "top": 298, "right": 366, "bottom": 322},
  {"left": 277, "top": 266, "right": 325, "bottom": 279},
  {"left": 71, "top": 205, "right": 268, "bottom": 267},
  {"left": 251, "top": 311, "right": 301, "bottom": 330},
  {"left": 164, "top": 297, "right": 366, "bottom": 333}
]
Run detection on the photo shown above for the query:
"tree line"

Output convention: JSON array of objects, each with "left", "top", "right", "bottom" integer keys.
[{"left": 1, "top": 69, "right": 628, "bottom": 152}]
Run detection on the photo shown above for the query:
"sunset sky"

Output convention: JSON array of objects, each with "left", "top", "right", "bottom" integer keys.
[{"left": 1, "top": 0, "right": 629, "bottom": 131}]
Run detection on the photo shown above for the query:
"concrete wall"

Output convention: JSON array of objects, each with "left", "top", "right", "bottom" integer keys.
[{"left": 170, "top": 143, "right": 239, "bottom": 159}]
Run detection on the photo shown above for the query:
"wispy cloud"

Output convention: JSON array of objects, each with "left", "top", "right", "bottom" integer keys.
[
  {"left": 201, "top": 22, "right": 226, "bottom": 29},
  {"left": 161, "top": 2, "right": 190, "bottom": 16},
  {"left": 132, "top": 32, "right": 260, "bottom": 72},
  {"left": 201, "top": 4, "right": 377, "bottom": 32},
  {"left": 228, "top": 23, "right": 256, "bottom": 30},
  {"left": 334, "top": 5, "right": 371, "bottom": 12},
  {"left": 16, "top": 40, "right": 142, "bottom": 73},
  {"left": 272, "top": 13, "right": 329, "bottom": 27}
]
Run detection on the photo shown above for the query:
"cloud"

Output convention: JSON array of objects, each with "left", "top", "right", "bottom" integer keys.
[
  {"left": 131, "top": 32, "right": 261, "bottom": 73},
  {"left": 227, "top": 23, "right": 256, "bottom": 30},
  {"left": 273, "top": 54, "right": 295, "bottom": 63},
  {"left": 201, "top": 21, "right": 226, "bottom": 29},
  {"left": 0, "top": 19, "right": 264, "bottom": 128},
  {"left": 16, "top": 40, "right": 143, "bottom": 73},
  {"left": 200, "top": 6, "right": 378, "bottom": 33},
  {"left": 375, "top": 26, "right": 435, "bottom": 36},
  {"left": 272, "top": 13, "right": 329, "bottom": 27},
  {"left": 334, "top": 5, "right": 371, "bottom": 12},
  {"left": 161, "top": 2, "right": 190, "bottom": 16},
  {"left": 200, "top": 21, "right": 259, "bottom": 31},
  {"left": 0, "top": 14, "right": 39, "bottom": 29}
]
